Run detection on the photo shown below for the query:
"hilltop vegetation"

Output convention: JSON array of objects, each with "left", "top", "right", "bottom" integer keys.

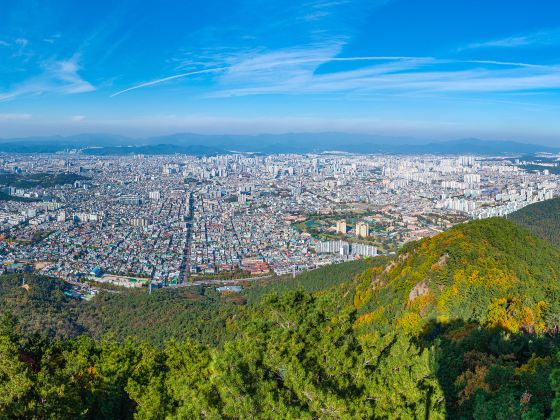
[
  {"left": 0, "top": 259, "right": 380, "bottom": 346},
  {"left": 244, "top": 257, "right": 389, "bottom": 304},
  {"left": 1, "top": 218, "right": 560, "bottom": 417},
  {"left": 0, "top": 275, "right": 241, "bottom": 346},
  {"left": 353, "top": 217, "right": 560, "bottom": 335},
  {"left": 0, "top": 191, "right": 40, "bottom": 202},
  {"left": 0, "top": 172, "right": 89, "bottom": 188},
  {"left": 350, "top": 218, "right": 560, "bottom": 417},
  {"left": 510, "top": 197, "right": 560, "bottom": 248},
  {"left": 77, "top": 287, "right": 241, "bottom": 346},
  {"left": 0, "top": 275, "right": 83, "bottom": 340}
]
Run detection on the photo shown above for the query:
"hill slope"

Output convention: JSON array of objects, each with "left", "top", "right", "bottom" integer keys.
[
  {"left": 351, "top": 218, "right": 560, "bottom": 417},
  {"left": 353, "top": 217, "right": 560, "bottom": 335},
  {"left": 510, "top": 197, "right": 560, "bottom": 248},
  {"left": 0, "top": 259, "right": 376, "bottom": 345},
  {"left": 1, "top": 218, "right": 560, "bottom": 417}
]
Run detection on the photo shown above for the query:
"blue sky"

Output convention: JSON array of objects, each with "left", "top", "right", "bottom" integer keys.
[{"left": 1, "top": 0, "right": 560, "bottom": 143}]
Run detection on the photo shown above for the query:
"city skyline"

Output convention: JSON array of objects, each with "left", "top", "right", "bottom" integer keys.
[{"left": 1, "top": 1, "right": 560, "bottom": 143}]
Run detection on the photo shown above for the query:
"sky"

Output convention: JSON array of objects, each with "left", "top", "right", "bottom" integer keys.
[{"left": 1, "top": 0, "right": 560, "bottom": 144}]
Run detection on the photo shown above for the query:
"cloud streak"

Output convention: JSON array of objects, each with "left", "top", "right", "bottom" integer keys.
[
  {"left": 109, "top": 51, "right": 426, "bottom": 97},
  {"left": 110, "top": 37, "right": 560, "bottom": 99},
  {"left": 463, "top": 28, "right": 560, "bottom": 49},
  {"left": 110, "top": 68, "right": 228, "bottom": 97},
  {"left": 208, "top": 47, "right": 560, "bottom": 97}
]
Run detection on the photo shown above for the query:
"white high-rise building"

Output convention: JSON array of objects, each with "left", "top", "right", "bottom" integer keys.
[
  {"left": 355, "top": 221, "right": 369, "bottom": 238},
  {"left": 336, "top": 220, "right": 347, "bottom": 235}
]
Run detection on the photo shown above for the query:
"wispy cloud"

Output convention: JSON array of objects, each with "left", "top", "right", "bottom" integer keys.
[
  {"left": 0, "top": 113, "right": 32, "bottom": 121},
  {"left": 43, "top": 33, "right": 61, "bottom": 44},
  {"left": 110, "top": 41, "right": 560, "bottom": 99},
  {"left": 110, "top": 68, "right": 227, "bottom": 97},
  {"left": 462, "top": 28, "right": 560, "bottom": 49},
  {"left": 112, "top": 41, "right": 426, "bottom": 97},
  {"left": 299, "top": 0, "right": 352, "bottom": 21},
  {"left": 0, "top": 56, "right": 95, "bottom": 101},
  {"left": 214, "top": 65, "right": 560, "bottom": 97},
  {"left": 15, "top": 38, "right": 28, "bottom": 48},
  {"left": 208, "top": 45, "right": 560, "bottom": 97}
]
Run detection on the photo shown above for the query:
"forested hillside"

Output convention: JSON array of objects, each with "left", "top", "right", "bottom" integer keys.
[
  {"left": 244, "top": 257, "right": 389, "bottom": 304},
  {"left": 0, "top": 258, "right": 373, "bottom": 346},
  {"left": 0, "top": 275, "right": 240, "bottom": 346},
  {"left": 510, "top": 197, "right": 560, "bottom": 247},
  {"left": 0, "top": 275, "right": 84, "bottom": 339},
  {"left": 79, "top": 286, "right": 246, "bottom": 346},
  {"left": 1, "top": 218, "right": 560, "bottom": 418}
]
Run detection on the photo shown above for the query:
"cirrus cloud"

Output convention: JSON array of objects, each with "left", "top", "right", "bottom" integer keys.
[{"left": 0, "top": 56, "right": 94, "bottom": 102}]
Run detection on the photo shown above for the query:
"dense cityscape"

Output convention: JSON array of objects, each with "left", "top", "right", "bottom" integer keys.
[{"left": 0, "top": 152, "right": 557, "bottom": 289}]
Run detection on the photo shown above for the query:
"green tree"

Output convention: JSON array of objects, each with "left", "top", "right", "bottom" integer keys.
[{"left": 0, "top": 317, "right": 33, "bottom": 417}]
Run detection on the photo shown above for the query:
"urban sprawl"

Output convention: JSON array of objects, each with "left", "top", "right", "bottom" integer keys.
[{"left": 0, "top": 153, "right": 557, "bottom": 289}]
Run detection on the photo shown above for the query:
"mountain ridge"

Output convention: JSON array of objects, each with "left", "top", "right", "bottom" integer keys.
[{"left": 0, "top": 132, "right": 557, "bottom": 155}]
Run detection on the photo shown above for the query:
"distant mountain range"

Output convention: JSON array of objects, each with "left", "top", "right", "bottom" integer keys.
[{"left": 0, "top": 132, "right": 557, "bottom": 155}]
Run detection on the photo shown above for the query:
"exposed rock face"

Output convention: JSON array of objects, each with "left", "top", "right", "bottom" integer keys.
[
  {"left": 383, "top": 252, "right": 410, "bottom": 274},
  {"left": 409, "top": 280, "right": 429, "bottom": 302},
  {"left": 432, "top": 253, "right": 449, "bottom": 270},
  {"left": 371, "top": 276, "right": 385, "bottom": 290}
]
